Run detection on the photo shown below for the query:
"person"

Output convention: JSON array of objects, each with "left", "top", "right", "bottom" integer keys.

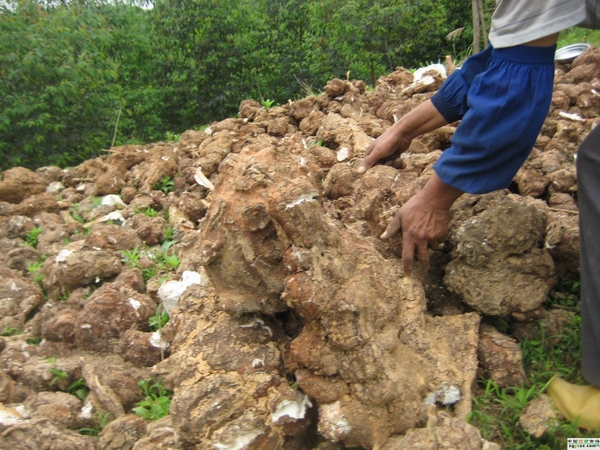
[
  {"left": 547, "top": 124, "right": 600, "bottom": 431},
  {"left": 356, "top": 0, "right": 600, "bottom": 429}
]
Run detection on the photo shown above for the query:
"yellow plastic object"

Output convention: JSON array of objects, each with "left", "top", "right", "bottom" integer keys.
[{"left": 547, "top": 376, "right": 600, "bottom": 431}]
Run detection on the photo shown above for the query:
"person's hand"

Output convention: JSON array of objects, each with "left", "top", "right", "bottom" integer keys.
[
  {"left": 357, "top": 130, "right": 411, "bottom": 174},
  {"left": 381, "top": 192, "right": 450, "bottom": 275},
  {"left": 380, "top": 173, "right": 463, "bottom": 275}
]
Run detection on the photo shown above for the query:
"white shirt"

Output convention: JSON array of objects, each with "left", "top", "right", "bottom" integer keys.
[{"left": 489, "top": 0, "right": 593, "bottom": 48}]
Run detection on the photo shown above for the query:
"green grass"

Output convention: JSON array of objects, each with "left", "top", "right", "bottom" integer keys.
[
  {"left": 468, "top": 276, "right": 600, "bottom": 449},
  {"left": 558, "top": 27, "right": 600, "bottom": 48}
]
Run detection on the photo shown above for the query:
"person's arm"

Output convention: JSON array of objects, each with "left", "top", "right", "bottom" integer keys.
[
  {"left": 357, "top": 100, "right": 448, "bottom": 174},
  {"left": 357, "top": 100, "right": 456, "bottom": 274},
  {"left": 381, "top": 172, "right": 463, "bottom": 275}
]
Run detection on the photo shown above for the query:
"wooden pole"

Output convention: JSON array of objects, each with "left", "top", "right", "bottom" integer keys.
[
  {"left": 472, "top": 0, "right": 481, "bottom": 54},
  {"left": 478, "top": 0, "right": 488, "bottom": 48}
]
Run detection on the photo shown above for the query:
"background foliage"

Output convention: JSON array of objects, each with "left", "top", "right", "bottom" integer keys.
[
  {"left": 7, "top": 0, "right": 599, "bottom": 170},
  {"left": 0, "top": 0, "right": 165, "bottom": 168}
]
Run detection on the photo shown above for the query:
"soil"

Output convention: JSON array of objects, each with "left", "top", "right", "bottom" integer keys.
[{"left": 0, "top": 46, "right": 597, "bottom": 449}]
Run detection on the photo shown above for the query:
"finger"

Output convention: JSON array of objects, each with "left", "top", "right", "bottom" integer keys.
[
  {"left": 402, "top": 236, "right": 415, "bottom": 276},
  {"left": 357, "top": 144, "right": 375, "bottom": 174},
  {"left": 416, "top": 242, "right": 430, "bottom": 272},
  {"left": 360, "top": 149, "right": 386, "bottom": 172},
  {"left": 359, "top": 145, "right": 394, "bottom": 175},
  {"left": 380, "top": 210, "right": 403, "bottom": 240}
]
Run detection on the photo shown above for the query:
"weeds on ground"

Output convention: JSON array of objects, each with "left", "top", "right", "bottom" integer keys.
[
  {"left": 90, "top": 196, "right": 103, "bottom": 208},
  {"left": 79, "top": 412, "right": 113, "bottom": 436},
  {"left": 0, "top": 326, "right": 22, "bottom": 337},
  {"left": 468, "top": 275, "right": 600, "bottom": 449},
  {"left": 294, "top": 75, "right": 321, "bottom": 98},
  {"left": 133, "top": 378, "right": 172, "bottom": 421},
  {"left": 49, "top": 367, "right": 68, "bottom": 386},
  {"left": 57, "top": 288, "right": 71, "bottom": 302},
  {"left": 163, "top": 224, "right": 176, "bottom": 242},
  {"left": 149, "top": 304, "right": 170, "bottom": 332},
  {"left": 164, "top": 131, "right": 181, "bottom": 142},
  {"left": 46, "top": 356, "right": 90, "bottom": 399},
  {"left": 68, "top": 203, "right": 87, "bottom": 224},
  {"left": 134, "top": 206, "right": 158, "bottom": 217},
  {"left": 148, "top": 304, "right": 170, "bottom": 361},
  {"left": 67, "top": 378, "right": 90, "bottom": 401},
  {"left": 261, "top": 98, "right": 276, "bottom": 109},
  {"left": 27, "top": 259, "right": 45, "bottom": 287},
  {"left": 24, "top": 226, "right": 43, "bottom": 248},
  {"left": 152, "top": 175, "right": 175, "bottom": 194},
  {"left": 120, "top": 241, "right": 180, "bottom": 283},
  {"left": 154, "top": 243, "right": 180, "bottom": 271}
]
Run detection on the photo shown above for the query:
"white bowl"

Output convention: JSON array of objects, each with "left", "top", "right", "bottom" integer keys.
[{"left": 555, "top": 43, "right": 591, "bottom": 63}]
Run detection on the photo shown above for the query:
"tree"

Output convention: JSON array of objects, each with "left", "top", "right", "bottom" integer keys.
[
  {"left": 0, "top": 0, "right": 163, "bottom": 169},
  {"left": 152, "top": 0, "right": 275, "bottom": 127},
  {"left": 0, "top": 0, "right": 476, "bottom": 170},
  {"left": 302, "top": 0, "right": 472, "bottom": 87}
]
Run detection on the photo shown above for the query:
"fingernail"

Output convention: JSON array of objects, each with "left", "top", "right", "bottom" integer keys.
[
  {"left": 380, "top": 232, "right": 388, "bottom": 239},
  {"left": 357, "top": 166, "right": 365, "bottom": 174}
]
